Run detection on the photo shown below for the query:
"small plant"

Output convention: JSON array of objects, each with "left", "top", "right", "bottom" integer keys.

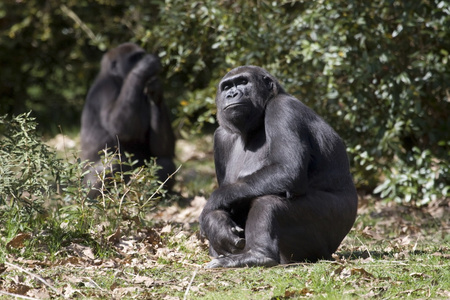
[
  {"left": 0, "top": 112, "right": 175, "bottom": 259},
  {"left": 61, "top": 147, "right": 174, "bottom": 232},
  {"left": 0, "top": 112, "right": 62, "bottom": 222}
]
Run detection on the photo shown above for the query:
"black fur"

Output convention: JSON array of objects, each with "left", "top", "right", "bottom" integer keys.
[
  {"left": 80, "top": 43, "right": 175, "bottom": 197},
  {"left": 199, "top": 66, "right": 358, "bottom": 268}
]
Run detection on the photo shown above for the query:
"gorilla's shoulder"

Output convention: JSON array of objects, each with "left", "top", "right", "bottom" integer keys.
[{"left": 268, "top": 94, "right": 307, "bottom": 114}]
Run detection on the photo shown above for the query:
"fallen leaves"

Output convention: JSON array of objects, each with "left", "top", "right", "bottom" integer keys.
[
  {"left": 271, "top": 287, "right": 315, "bottom": 299},
  {"left": 65, "top": 243, "right": 95, "bottom": 261},
  {"left": 1, "top": 196, "right": 449, "bottom": 299}
]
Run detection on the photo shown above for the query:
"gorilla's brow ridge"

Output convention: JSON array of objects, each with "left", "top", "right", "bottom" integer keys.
[{"left": 220, "top": 73, "right": 251, "bottom": 90}]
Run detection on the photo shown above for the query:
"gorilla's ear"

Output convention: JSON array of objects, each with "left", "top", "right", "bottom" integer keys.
[{"left": 263, "top": 75, "right": 278, "bottom": 97}]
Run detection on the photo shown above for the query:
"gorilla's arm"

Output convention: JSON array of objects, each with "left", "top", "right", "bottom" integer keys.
[
  {"left": 207, "top": 95, "right": 312, "bottom": 212},
  {"left": 213, "top": 128, "right": 235, "bottom": 186},
  {"left": 100, "top": 55, "right": 161, "bottom": 141}
]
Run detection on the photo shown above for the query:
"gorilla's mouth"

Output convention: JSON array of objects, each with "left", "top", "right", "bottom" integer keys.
[{"left": 224, "top": 103, "right": 248, "bottom": 110}]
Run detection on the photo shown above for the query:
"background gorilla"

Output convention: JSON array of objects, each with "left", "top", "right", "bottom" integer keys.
[
  {"left": 199, "top": 66, "right": 358, "bottom": 268},
  {"left": 80, "top": 43, "right": 175, "bottom": 196}
]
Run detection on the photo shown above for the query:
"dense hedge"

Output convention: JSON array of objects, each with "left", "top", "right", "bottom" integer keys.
[{"left": 0, "top": 0, "right": 448, "bottom": 204}]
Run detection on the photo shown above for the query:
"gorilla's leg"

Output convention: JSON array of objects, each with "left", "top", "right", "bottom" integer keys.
[
  {"left": 206, "top": 195, "right": 284, "bottom": 268},
  {"left": 277, "top": 190, "right": 357, "bottom": 264}
]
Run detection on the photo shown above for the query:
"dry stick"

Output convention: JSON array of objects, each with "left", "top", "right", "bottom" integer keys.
[
  {"left": 355, "top": 235, "right": 373, "bottom": 259},
  {"left": 5, "top": 262, "right": 67, "bottom": 299},
  {"left": 60, "top": 4, "right": 96, "bottom": 40},
  {"left": 0, "top": 291, "right": 39, "bottom": 300},
  {"left": 141, "top": 164, "right": 182, "bottom": 209},
  {"left": 183, "top": 269, "right": 198, "bottom": 300},
  {"left": 180, "top": 261, "right": 203, "bottom": 268},
  {"left": 82, "top": 277, "right": 106, "bottom": 292}
]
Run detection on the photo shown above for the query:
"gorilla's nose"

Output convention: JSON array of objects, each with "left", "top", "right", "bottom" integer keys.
[{"left": 226, "top": 88, "right": 239, "bottom": 99}]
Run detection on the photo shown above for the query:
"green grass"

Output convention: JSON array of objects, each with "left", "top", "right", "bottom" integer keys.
[
  {"left": 2, "top": 243, "right": 449, "bottom": 299},
  {"left": 1, "top": 178, "right": 448, "bottom": 299},
  {"left": 0, "top": 114, "right": 449, "bottom": 299}
]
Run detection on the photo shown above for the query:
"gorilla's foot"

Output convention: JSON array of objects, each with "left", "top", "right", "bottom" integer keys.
[{"left": 206, "top": 251, "right": 278, "bottom": 268}]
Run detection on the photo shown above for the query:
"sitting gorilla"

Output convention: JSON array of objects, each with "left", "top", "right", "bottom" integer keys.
[
  {"left": 199, "top": 66, "right": 358, "bottom": 268},
  {"left": 80, "top": 43, "right": 175, "bottom": 196}
]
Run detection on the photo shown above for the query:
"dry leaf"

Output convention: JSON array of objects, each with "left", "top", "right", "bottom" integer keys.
[
  {"left": 8, "top": 283, "right": 32, "bottom": 295},
  {"left": 332, "top": 265, "right": 347, "bottom": 278},
  {"left": 27, "top": 288, "right": 50, "bottom": 299},
  {"left": 133, "top": 275, "right": 155, "bottom": 287},
  {"left": 160, "top": 224, "right": 172, "bottom": 234},
  {"left": 58, "top": 256, "right": 81, "bottom": 265},
  {"left": 110, "top": 281, "right": 120, "bottom": 291},
  {"left": 283, "top": 288, "right": 314, "bottom": 298},
  {"left": 63, "top": 283, "right": 80, "bottom": 298},
  {"left": 410, "top": 272, "right": 431, "bottom": 279},
  {"left": 140, "top": 227, "right": 162, "bottom": 246},
  {"left": 361, "top": 226, "right": 383, "bottom": 240},
  {"left": 0, "top": 263, "right": 6, "bottom": 275},
  {"left": 108, "top": 227, "right": 121, "bottom": 244},
  {"left": 112, "top": 286, "right": 143, "bottom": 298},
  {"left": 66, "top": 243, "right": 95, "bottom": 260},
  {"left": 6, "top": 233, "right": 32, "bottom": 250},
  {"left": 351, "top": 268, "right": 375, "bottom": 278}
]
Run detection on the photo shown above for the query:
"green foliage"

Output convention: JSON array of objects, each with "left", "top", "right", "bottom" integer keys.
[
  {"left": 0, "top": 114, "right": 449, "bottom": 299},
  {"left": 0, "top": 112, "right": 62, "bottom": 214},
  {"left": 152, "top": 0, "right": 450, "bottom": 205},
  {"left": 0, "top": 113, "right": 169, "bottom": 257},
  {"left": 61, "top": 151, "right": 170, "bottom": 233},
  {"left": 1, "top": 0, "right": 449, "bottom": 204},
  {"left": 373, "top": 146, "right": 449, "bottom": 206}
]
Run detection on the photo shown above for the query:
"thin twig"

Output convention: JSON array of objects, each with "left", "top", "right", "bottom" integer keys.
[
  {"left": 180, "top": 261, "right": 203, "bottom": 268},
  {"left": 5, "top": 261, "right": 67, "bottom": 298},
  {"left": 355, "top": 235, "right": 372, "bottom": 259},
  {"left": 60, "top": 4, "right": 96, "bottom": 41},
  {"left": 82, "top": 277, "right": 106, "bottom": 291},
  {"left": 183, "top": 269, "right": 198, "bottom": 300},
  {"left": 141, "top": 164, "right": 182, "bottom": 208}
]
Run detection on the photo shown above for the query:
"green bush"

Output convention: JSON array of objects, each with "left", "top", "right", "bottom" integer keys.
[
  {"left": 149, "top": 0, "right": 450, "bottom": 204},
  {"left": 0, "top": 112, "right": 62, "bottom": 214},
  {"left": 0, "top": 113, "right": 170, "bottom": 257},
  {"left": 1, "top": 0, "right": 448, "bottom": 205}
]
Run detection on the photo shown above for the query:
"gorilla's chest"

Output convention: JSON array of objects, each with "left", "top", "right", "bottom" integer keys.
[{"left": 223, "top": 137, "right": 270, "bottom": 183}]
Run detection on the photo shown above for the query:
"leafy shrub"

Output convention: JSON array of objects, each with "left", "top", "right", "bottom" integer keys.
[
  {"left": 1, "top": 0, "right": 449, "bottom": 205},
  {"left": 0, "top": 113, "right": 170, "bottom": 256},
  {"left": 148, "top": 0, "right": 450, "bottom": 205},
  {"left": 0, "top": 112, "right": 62, "bottom": 214},
  {"left": 373, "top": 145, "right": 449, "bottom": 206}
]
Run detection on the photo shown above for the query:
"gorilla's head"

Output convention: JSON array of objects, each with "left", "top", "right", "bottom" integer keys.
[
  {"left": 100, "top": 43, "right": 146, "bottom": 78},
  {"left": 216, "top": 66, "right": 285, "bottom": 136}
]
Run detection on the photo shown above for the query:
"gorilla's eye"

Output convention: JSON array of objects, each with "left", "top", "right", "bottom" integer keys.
[
  {"left": 222, "top": 83, "right": 232, "bottom": 91},
  {"left": 237, "top": 78, "right": 248, "bottom": 86}
]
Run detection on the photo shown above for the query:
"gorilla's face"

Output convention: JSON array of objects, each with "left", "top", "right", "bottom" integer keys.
[
  {"left": 218, "top": 73, "right": 257, "bottom": 129},
  {"left": 216, "top": 66, "right": 278, "bottom": 136},
  {"left": 101, "top": 43, "right": 146, "bottom": 78}
]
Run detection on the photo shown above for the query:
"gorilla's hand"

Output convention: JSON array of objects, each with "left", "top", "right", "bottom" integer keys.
[
  {"left": 199, "top": 209, "right": 245, "bottom": 255},
  {"left": 145, "top": 77, "right": 164, "bottom": 105},
  {"left": 132, "top": 54, "right": 161, "bottom": 79}
]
